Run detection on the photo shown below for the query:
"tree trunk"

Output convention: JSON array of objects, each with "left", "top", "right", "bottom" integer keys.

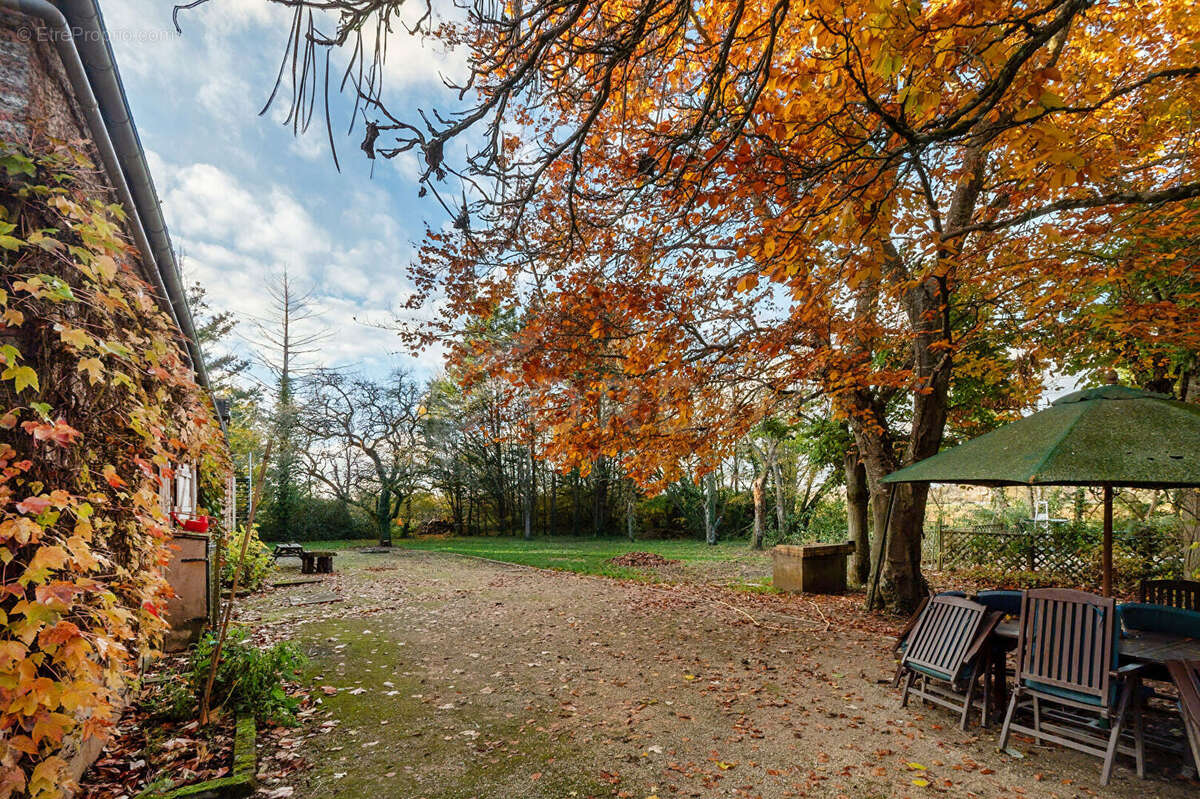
[
  {"left": 626, "top": 488, "right": 636, "bottom": 542},
  {"left": 703, "top": 472, "right": 718, "bottom": 546},
  {"left": 377, "top": 488, "right": 392, "bottom": 546},
  {"left": 769, "top": 440, "right": 786, "bottom": 535},
  {"left": 751, "top": 469, "right": 767, "bottom": 550},
  {"left": 592, "top": 457, "right": 608, "bottom": 537},
  {"left": 548, "top": 471, "right": 557, "bottom": 536},
  {"left": 1182, "top": 378, "right": 1200, "bottom": 578},
  {"left": 1182, "top": 491, "right": 1200, "bottom": 579},
  {"left": 524, "top": 451, "right": 534, "bottom": 541},
  {"left": 844, "top": 448, "right": 870, "bottom": 586},
  {"left": 453, "top": 482, "right": 464, "bottom": 536},
  {"left": 846, "top": 293, "right": 950, "bottom": 615},
  {"left": 571, "top": 472, "right": 581, "bottom": 536}
]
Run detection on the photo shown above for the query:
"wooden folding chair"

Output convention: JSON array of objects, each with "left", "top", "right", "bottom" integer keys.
[
  {"left": 998, "top": 589, "right": 1145, "bottom": 786},
  {"left": 1139, "top": 579, "right": 1200, "bottom": 612},
  {"left": 1166, "top": 659, "right": 1200, "bottom": 775},
  {"left": 892, "top": 591, "right": 967, "bottom": 688},
  {"left": 898, "top": 595, "right": 999, "bottom": 730}
]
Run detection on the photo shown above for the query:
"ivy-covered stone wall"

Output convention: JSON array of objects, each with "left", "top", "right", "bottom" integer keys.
[{"left": 0, "top": 142, "right": 228, "bottom": 798}]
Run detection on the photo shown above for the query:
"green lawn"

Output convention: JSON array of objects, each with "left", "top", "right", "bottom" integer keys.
[{"left": 291, "top": 536, "right": 770, "bottom": 581}]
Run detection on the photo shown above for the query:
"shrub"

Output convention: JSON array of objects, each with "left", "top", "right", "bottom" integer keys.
[
  {"left": 259, "top": 494, "right": 374, "bottom": 542},
  {"left": 804, "top": 496, "right": 850, "bottom": 543},
  {"left": 155, "top": 627, "right": 304, "bottom": 723},
  {"left": 634, "top": 494, "right": 692, "bottom": 539},
  {"left": 220, "top": 525, "right": 273, "bottom": 592}
]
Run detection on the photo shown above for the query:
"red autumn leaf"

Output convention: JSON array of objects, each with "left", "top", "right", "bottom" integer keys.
[{"left": 15, "top": 495, "right": 52, "bottom": 515}]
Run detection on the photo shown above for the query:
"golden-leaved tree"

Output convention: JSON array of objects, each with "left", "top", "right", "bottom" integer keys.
[{"left": 248, "top": 0, "right": 1200, "bottom": 609}]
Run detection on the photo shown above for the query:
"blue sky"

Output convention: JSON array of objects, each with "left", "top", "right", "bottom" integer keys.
[{"left": 102, "top": 0, "right": 464, "bottom": 390}]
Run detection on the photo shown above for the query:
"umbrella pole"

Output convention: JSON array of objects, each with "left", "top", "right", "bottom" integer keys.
[
  {"left": 1102, "top": 484, "right": 1113, "bottom": 597},
  {"left": 867, "top": 484, "right": 897, "bottom": 610}
]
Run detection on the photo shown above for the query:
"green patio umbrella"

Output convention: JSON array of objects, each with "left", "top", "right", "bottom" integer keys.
[{"left": 879, "top": 383, "right": 1200, "bottom": 596}]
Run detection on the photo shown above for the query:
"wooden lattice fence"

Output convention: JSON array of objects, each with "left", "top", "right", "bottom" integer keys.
[{"left": 925, "top": 522, "right": 1186, "bottom": 586}]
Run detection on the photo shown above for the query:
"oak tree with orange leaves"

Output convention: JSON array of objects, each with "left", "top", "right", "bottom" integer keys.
[{"left": 239, "top": 0, "right": 1200, "bottom": 610}]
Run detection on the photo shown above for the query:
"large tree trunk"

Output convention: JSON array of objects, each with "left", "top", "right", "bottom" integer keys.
[
  {"left": 376, "top": 488, "right": 392, "bottom": 546},
  {"left": 1182, "top": 491, "right": 1200, "bottom": 579},
  {"left": 846, "top": 269, "right": 952, "bottom": 613},
  {"left": 844, "top": 448, "right": 870, "bottom": 586},
  {"left": 844, "top": 151, "right": 981, "bottom": 613},
  {"left": 1182, "top": 377, "right": 1200, "bottom": 578},
  {"left": 751, "top": 469, "right": 768, "bottom": 551}
]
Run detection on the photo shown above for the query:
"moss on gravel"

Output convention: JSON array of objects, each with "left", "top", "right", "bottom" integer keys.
[{"left": 291, "top": 616, "right": 610, "bottom": 799}]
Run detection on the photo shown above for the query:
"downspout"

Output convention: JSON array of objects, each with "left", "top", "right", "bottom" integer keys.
[{"left": 0, "top": 0, "right": 212, "bottom": 395}]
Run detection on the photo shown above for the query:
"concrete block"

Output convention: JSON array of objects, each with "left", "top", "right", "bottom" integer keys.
[{"left": 771, "top": 541, "right": 856, "bottom": 594}]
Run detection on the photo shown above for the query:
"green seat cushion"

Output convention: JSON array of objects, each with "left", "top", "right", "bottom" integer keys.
[
  {"left": 1119, "top": 602, "right": 1200, "bottom": 639},
  {"left": 1024, "top": 679, "right": 1107, "bottom": 707},
  {"left": 909, "top": 662, "right": 954, "bottom": 682}
]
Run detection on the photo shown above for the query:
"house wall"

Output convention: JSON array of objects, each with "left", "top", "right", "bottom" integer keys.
[
  {"left": 0, "top": 11, "right": 160, "bottom": 289},
  {"left": 2, "top": 0, "right": 221, "bottom": 714},
  {"left": 1, "top": 9, "right": 230, "bottom": 793},
  {"left": 0, "top": 12, "right": 92, "bottom": 157}
]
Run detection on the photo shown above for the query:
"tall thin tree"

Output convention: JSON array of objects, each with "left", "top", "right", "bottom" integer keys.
[{"left": 254, "top": 268, "right": 328, "bottom": 540}]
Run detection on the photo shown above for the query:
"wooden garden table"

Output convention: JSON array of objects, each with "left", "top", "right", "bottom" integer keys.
[
  {"left": 987, "top": 620, "right": 1200, "bottom": 726},
  {"left": 993, "top": 620, "right": 1200, "bottom": 667}
]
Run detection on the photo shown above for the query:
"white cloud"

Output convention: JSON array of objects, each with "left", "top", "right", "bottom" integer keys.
[
  {"left": 108, "top": 0, "right": 452, "bottom": 386},
  {"left": 163, "top": 163, "right": 331, "bottom": 268},
  {"left": 157, "top": 153, "right": 441, "bottom": 382}
]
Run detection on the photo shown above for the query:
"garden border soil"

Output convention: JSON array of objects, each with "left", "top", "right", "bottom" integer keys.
[{"left": 138, "top": 716, "right": 256, "bottom": 799}]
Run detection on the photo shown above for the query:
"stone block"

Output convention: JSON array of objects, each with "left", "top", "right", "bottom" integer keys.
[{"left": 771, "top": 541, "right": 856, "bottom": 594}]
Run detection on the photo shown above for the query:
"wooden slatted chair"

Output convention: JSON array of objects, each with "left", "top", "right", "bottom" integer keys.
[
  {"left": 892, "top": 591, "right": 967, "bottom": 688},
  {"left": 898, "top": 595, "right": 999, "bottom": 730},
  {"left": 998, "top": 589, "right": 1146, "bottom": 786},
  {"left": 1165, "top": 660, "right": 1200, "bottom": 775},
  {"left": 1139, "top": 579, "right": 1200, "bottom": 612}
]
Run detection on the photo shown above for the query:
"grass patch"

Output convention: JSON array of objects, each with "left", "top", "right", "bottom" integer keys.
[{"left": 389, "top": 536, "right": 767, "bottom": 580}]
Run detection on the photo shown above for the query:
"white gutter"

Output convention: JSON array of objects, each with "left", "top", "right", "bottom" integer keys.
[{"left": 0, "top": 0, "right": 213, "bottom": 395}]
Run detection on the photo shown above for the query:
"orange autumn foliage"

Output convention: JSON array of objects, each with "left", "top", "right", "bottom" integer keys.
[{"left": 391, "top": 0, "right": 1200, "bottom": 607}]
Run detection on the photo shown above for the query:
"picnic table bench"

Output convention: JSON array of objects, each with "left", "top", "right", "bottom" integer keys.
[
  {"left": 272, "top": 543, "right": 337, "bottom": 574},
  {"left": 300, "top": 550, "right": 336, "bottom": 575}
]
